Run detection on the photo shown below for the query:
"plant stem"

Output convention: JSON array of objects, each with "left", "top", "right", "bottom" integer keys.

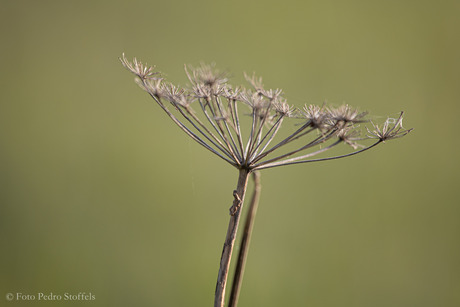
[
  {"left": 228, "top": 171, "right": 261, "bottom": 307},
  {"left": 214, "top": 168, "right": 251, "bottom": 307}
]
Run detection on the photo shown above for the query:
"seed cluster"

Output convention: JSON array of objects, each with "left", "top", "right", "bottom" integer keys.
[{"left": 120, "top": 54, "right": 412, "bottom": 171}]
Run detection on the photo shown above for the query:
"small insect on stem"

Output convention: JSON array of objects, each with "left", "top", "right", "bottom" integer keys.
[{"left": 229, "top": 190, "right": 242, "bottom": 216}]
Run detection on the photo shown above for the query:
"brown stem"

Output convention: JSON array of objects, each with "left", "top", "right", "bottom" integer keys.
[
  {"left": 228, "top": 171, "right": 261, "bottom": 307},
  {"left": 214, "top": 168, "right": 251, "bottom": 307}
]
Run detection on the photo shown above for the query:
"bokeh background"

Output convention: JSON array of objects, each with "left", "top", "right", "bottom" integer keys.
[{"left": 1, "top": 0, "right": 459, "bottom": 306}]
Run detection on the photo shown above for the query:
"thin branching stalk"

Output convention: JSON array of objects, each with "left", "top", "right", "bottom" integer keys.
[
  {"left": 199, "top": 98, "right": 241, "bottom": 163},
  {"left": 249, "top": 115, "right": 285, "bottom": 161},
  {"left": 229, "top": 171, "right": 261, "bottom": 307},
  {"left": 142, "top": 83, "right": 237, "bottom": 165},
  {"left": 183, "top": 106, "right": 236, "bottom": 160},
  {"left": 214, "top": 97, "right": 242, "bottom": 162},
  {"left": 250, "top": 122, "right": 313, "bottom": 164},
  {"left": 230, "top": 99, "right": 246, "bottom": 157},
  {"left": 253, "top": 140, "right": 382, "bottom": 170},
  {"left": 215, "top": 168, "right": 251, "bottom": 307},
  {"left": 247, "top": 100, "right": 274, "bottom": 158},
  {"left": 253, "top": 128, "right": 338, "bottom": 167}
]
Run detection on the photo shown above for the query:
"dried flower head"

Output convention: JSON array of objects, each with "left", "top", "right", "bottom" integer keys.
[
  {"left": 138, "top": 78, "right": 164, "bottom": 97},
  {"left": 337, "top": 127, "right": 364, "bottom": 149},
  {"left": 273, "top": 99, "right": 295, "bottom": 117},
  {"left": 120, "top": 54, "right": 412, "bottom": 171},
  {"left": 222, "top": 86, "right": 243, "bottom": 101},
  {"left": 327, "top": 104, "right": 367, "bottom": 124},
  {"left": 303, "top": 104, "right": 329, "bottom": 130},
  {"left": 120, "top": 53, "right": 159, "bottom": 80},
  {"left": 244, "top": 72, "right": 265, "bottom": 93},
  {"left": 186, "top": 62, "right": 228, "bottom": 87},
  {"left": 367, "top": 112, "right": 413, "bottom": 141},
  {"left": 163, "top": 83, "right": 193, "bottom": 108}
]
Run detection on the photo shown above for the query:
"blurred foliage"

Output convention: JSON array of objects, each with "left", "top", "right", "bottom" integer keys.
[{"left": 1, "top": 0, "right": 459, "bottom": 306}]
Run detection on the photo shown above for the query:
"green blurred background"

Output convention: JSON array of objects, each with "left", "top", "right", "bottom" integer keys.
[{"left": 1, "top": 0, "right": 459, "bottom": 306}]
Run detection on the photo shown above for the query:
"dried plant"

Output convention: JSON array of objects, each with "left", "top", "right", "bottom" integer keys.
[{"left": 120, "top": 54, "right": 412, "bottom": 307}]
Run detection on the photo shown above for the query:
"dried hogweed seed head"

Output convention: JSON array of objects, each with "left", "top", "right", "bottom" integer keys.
[
  {"left": 337, "top": 127, "right": 364, "bottom": 149},
  {"left": 244, "top": 72, "right": 265, "bottom": 93},
  {"left": 273, "top": 99, "right": 295, "bottom": 117},
  {"left": 366, "top": 112, "right": 413, "bottom": 142},
  {"left": 186, "top": 62, "right": 229, "bottom": 87},
  {"left": 163, "top": 83, "right": 193, "bottom": 108},
  {"left": 327, "top": 104, "right": 367, "bottom": 124},
  {"left": 303, "top": 104, "right": 329, "bottom": 130},
  {"left": 261, "top": 88, "right": 283, "bottom": 101},
  {"left": 121, "top": 54, "right": 411, "bottom": 171},
  {"left": 137, "top": 78, "right": 165, "bottom": 97},
  {"left": 119, "top": 53, "right": 159, "bottom": 80},
  {"left": 240, "top": 90, "right": 270, "bottom": 116},
  {"left": 222, "top": 86, "right": 243, "bottom": 101}
]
